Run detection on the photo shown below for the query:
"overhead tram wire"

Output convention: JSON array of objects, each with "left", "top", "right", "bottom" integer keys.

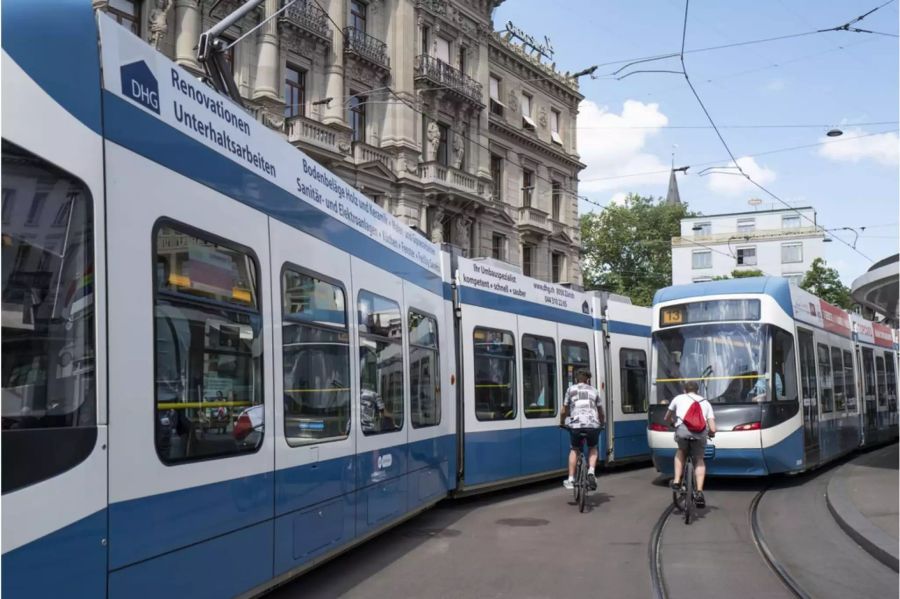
[{"left": 676, "top": 0, "right": 875, "bottom": 263}]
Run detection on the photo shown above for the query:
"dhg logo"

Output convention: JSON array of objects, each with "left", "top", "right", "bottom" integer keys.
[{"left": 121, "top": 61, "right": 159, "bottom": 114}]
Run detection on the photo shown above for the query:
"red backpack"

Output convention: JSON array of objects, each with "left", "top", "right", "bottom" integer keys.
[{"left": 682, "top": 395, "right": 708, "bottom": 433}]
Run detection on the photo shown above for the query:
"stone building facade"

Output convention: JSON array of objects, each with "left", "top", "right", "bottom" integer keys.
[{"left": 96, "top": 0, "right": 585, "bottom": 284}]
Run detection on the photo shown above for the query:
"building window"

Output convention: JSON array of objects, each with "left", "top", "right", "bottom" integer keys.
[
  {"left": 692, "top": 250, "right": 712, "bottom": 269},
  {"left": 693, "top": 222, "right": 711, "bottom": 236},
  {"left": 522, "top": 244, "right": 534, "bottom": 276},
  {"left": 434, "top": 36, "right": 451, "bottom": 63},
  {"left": 522, "top": 334, "right": 557, "bottom": 419},
  {"left": 154, "top": 223, "right": 263, "bottom": 463},
  {"left": 282, "top": 268, "right": 350, "bottom": 446},
  {"left": 784, "top": 273, "right": 803, "bottom": 286},
  {"left": 551, "top": 252, "right": 564, "bottom": 282},
  {"left": 221, "top": 34, "right": 236, "bottom": 78},
  {"left": 421, "top": 25, "right": 429, "bottom": 55},
  {"left": 521, "top": 93, "right": 536, "bottom": 130},
  {"left": 473, "top": 327, "right": 516, "bottom": 421},
  {"left": 284, "top": 65, "right": 306, "bottom": 118},
  {"left": 349, "top": 92, "right": 367, "bottom": 143},
  {"left": 458, "top": 46, "right": 467, "bottom": 74},
  {"left": 1, "top": 188, "right": 14, "bottom": 224},
  {"left": 620, "top": 348, "right": 648, "bottom": 413},
  {"left": 522, "top": 169, "right": 533, "bottom": 207},
  {"left": 489, "top": 76, "right": 504, "bottom": 116},
  {"left": 350, "top": 0, "right": 367, "bottom": 33},
  {"left": 490, "top": 154, "right": 503, "bottom": 201},
  {"left": 108, "top": 0, "right": 140, "bottom": 35},
  {"left": 436, "top": 122, "right": 449, "bottom": 166},
  {"left": 737, "top": 218, "right": 755, "bottom": 233},
  {"left": 25, "top": 192, "right": 47, "bottom": 226},
  {"left": 358, "top": 290, "right": 403, "bottom": 435},
  {"left": 551, "top": 181, "right": 561, "bottom": 221},
  {"left": 736, "top": 246, "right": 757, "bottom": 266},
  {"left": 782, "top": 242, "right": 803, "bottom": 264},
  {"left": 561, "top": 341, "right": 590, "bottom": 388},
  {"left": 550, "top": 109, "right": 562, "bottom": 145},
  {"left": 409, "top": 311, "right": 440, "bottom": 427},
  {"left": 492, "top": 233, "right": 506, "bottom": 260},
  {"left": 782, "top": 215, "right": 801, "bottom": 229}
]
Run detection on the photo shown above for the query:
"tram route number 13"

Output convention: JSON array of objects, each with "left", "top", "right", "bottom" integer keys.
[{"left": 661, "top": 307, "right": 684, "bottom": 326}]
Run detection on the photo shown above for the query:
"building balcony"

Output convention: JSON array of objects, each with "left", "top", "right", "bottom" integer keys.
[
  {"left": 518, "top": 206, "right": 551, "bottom": 234},
  {"left": 414, "top": 55, "right": 484, "bottom": 108},
  {"left": 285, "top": 114, "right": 349, "bottom": 157},
  {"left": 343, "top": 27, "right": 390, "bottom": 73},
  {"left": 352, "top": 142, "right": 394, "bottom": 172},
  {"left": 416, "top": 0, "right": 448, "bottom": 17},
  {"left": 672, "top": 226, "right": 823, "bottom": 246},
  {"left": 279, "top": 0, "right": 332, "bottom": 46},
  {"left": 419, "top": 161, "right": 483, "bottom": 199}
]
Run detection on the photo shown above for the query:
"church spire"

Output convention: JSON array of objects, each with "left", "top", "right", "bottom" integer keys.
[{"left": 665, "top": 168, "right": 682, "bottom": 205}]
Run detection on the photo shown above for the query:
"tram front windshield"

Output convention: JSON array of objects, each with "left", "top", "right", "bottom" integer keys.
[{"left": 654, "top": 323, "right": 768, "bottom": 404}]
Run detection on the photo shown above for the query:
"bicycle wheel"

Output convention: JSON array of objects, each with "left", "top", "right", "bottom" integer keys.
[
  {"left": 578, "top": 457, "right": 588, "bottom": 513},
  {"left": 573, "top": 453, "right": 582, "bottom": 503},
  {"left": 684, "top": 459, "right": 694, "bottom": 525}
]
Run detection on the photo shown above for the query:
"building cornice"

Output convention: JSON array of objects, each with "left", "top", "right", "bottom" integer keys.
[
  {"left": 489, "top": 117, "right": 586, "bottom": 171},
  {"left": 488, "top": 34, "right": 583, "bottom": 106}
]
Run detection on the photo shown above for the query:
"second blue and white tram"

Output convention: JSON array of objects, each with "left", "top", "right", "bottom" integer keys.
[{"left": 647, "top": 278, "right": 898, "bottom": 477}]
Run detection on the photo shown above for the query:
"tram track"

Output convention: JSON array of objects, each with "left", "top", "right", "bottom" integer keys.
[
  {"left": 749, "top": 487, "right": 811, "bottom": 599},
  {"left": 648, "top": 503, "right": 675, "bottom": 599}
]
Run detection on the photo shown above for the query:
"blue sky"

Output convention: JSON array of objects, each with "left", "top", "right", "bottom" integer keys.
[{"left": 495, "top": 0, "right": 899, "bottom": 284}]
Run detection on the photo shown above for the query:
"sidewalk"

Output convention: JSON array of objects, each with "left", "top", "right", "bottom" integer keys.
[{"left": 826, "top": 443, "right": 899, "bottom": 571}]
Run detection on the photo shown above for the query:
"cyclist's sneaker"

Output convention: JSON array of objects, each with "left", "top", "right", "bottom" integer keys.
[
  {"left": 670, "top": 480, "right": 682, "bottom": 492},
  {"left": 587, "top": 472, "right": 597, "bottom": 490},
  {"left": 563, "top": 478, "right": 574, "bottom": 490},
  {"left": 694, "top": 490, "right": 706, "bottom": 508}
]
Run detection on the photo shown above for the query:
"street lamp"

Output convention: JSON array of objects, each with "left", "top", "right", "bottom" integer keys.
[
  {"left": 570, "top": 65, "right": 598, "bottom": 78},
  {"left": 826, "top": 129, "right": 844, "bottom": 137}
]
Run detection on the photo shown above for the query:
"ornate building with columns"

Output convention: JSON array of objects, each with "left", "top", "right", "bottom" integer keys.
[{"left": 96, "top": 0, "right": 585, "bottom": 285}]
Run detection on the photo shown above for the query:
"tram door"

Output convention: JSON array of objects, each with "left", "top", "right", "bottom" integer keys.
[{"left": 797, "top": 329, "right": 820, "bottom": 466}]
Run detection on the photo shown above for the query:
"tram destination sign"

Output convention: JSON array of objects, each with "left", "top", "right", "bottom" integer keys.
[{"left": 97, "top": 14, "right": 441, "bottom": 275}]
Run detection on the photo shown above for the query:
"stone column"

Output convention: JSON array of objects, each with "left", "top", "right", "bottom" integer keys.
[
  {"left": 252, "top": 0, "right": 280, "bottom": 101},
  {"left": 174, "top": 0, "right": 201, "bottom": 73},
  {"left": 474, "top": 38, "right": 491, "bottom": 180},
  {"left": 323, "top": 0, "right": 347, "bottom": 126}
]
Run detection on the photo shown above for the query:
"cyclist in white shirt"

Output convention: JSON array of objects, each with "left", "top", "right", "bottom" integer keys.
[
  {"left": 665, "top": 381, "right": 716, "bottom": 507},
  {"left": 561, "top": 370, "right": 605, "bottom": 491}
]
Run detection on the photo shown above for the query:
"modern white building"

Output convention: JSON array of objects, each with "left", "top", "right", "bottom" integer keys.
[{"left": 671, "top": 206, "right": 826, "bottom": 285}]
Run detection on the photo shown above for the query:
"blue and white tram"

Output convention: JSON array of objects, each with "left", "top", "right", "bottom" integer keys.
[
  {"left": 647, "top": 278, "right": 898, "bottom": 477},
  {"left": 1, "top": 5, "right": 654, "bottom": 598}
]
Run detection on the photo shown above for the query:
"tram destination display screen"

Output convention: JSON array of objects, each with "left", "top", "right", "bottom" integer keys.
[{"left": 659, "top": 299, "right": 760, "bottom": 327}]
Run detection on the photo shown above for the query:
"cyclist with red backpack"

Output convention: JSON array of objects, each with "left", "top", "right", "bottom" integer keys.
[{"left": 665, "top": 381, "right": 716, "bottom": 507}]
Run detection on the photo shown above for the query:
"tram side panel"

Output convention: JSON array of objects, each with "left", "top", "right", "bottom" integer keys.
[
  {"left": 604, "top": 300, "right": 652, "bottom": 463},
  {"left": 557, "top": 321, "right": 599, "bottom": 465},
  {"left": 1, "top": 4, "right": 110, "bottom": 595}
]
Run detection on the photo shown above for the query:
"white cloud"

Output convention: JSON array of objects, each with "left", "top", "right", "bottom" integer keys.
[
  {"left": 705, "top": 156, "right": 776, "bottom": 196},
  {"left": 818, "top": 128, "right": 899, "bottom": 167},
  {"left": 577, "top": 100, "right": 671, "bottom": 193},
  {"left": 608, "top": 191, "right": 628, "bottom": 205}
]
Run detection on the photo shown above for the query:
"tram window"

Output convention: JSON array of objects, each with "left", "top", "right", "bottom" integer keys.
[
  {"left": 830, "top": 347, "right": 845, "bottom": 412},
  {"left": 817, "top": 344, "right": 833, "bottom": 413},
  {"left": 862, "top": 348, "right": 876, "bottom": 398},
  {"left": 561, "top": 341, "right": 590, "bottom": 389},
  {"left": 884, "top": 353, "right": 897, "bottom": 411},
  {"left": 522, "top": 334, "right": 557, "bottom": 419},
  {"left": 281, "top": 268, "right": 350, "bottom": 446},
  {"left": 797, "top": 330, "right": 817, "bottom": 404},
  {"left": 153, "top": 223, "right": 263, "bottom": 464},
  {"left": 358, "top": 291, "right": 403, "bottom": 435},
  {"left": 843, "top": 350, "right": 857, "bottom": 409},
  {"left": 620, "top": 348, "right": 648, "bottom": 413},
  {"left": 875, "top": 356, "right": 887, "bottom": 407},
  {"left": 473, "top": 327, "right": 516, "bottom": 421},
  {"left": 771, "top": 328, "right": 798, "bottom": 402},
  {"left": 2, "top": 141, "right": 96, "bottom": 434},
  {"left": 409, "top": 311, "right": 440, "bottom": 428}
]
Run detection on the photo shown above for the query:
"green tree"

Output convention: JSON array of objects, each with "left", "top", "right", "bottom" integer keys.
[
  {"left": 580, "top": 194, "right": 694, "bottom": 306},
  {"left": 712, "top": 269, "right": 765, "bottom": 280},
  {"left": 800, "top": 257, "right": 852, "bottom": 308}
]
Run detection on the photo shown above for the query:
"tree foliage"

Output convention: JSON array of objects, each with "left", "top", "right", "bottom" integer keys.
[
  {"left": 580, "top": 194, "right": 694, "bottom": 306},
  {"left": 712, "top": 269, "right": 765, "bottom": 280},
  {"left": 800, "top": 257, "right": 852, "bottom": 308}
]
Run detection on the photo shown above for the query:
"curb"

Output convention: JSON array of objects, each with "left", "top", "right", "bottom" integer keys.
[{"left": 826, "top": 464, "right": 899, "bottom": 572}]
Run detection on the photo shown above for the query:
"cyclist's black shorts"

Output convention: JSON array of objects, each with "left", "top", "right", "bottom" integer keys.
[{"left": 569, "top": 428, "right": 601, "bottom": 450}]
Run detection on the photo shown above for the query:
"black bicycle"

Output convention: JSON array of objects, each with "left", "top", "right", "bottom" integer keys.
[
  {"left": 672, "top": 436, "right": 712, "bottom": 524},
  {"left": 570, "top": 427, "right": 602, "bottom": 513}
]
